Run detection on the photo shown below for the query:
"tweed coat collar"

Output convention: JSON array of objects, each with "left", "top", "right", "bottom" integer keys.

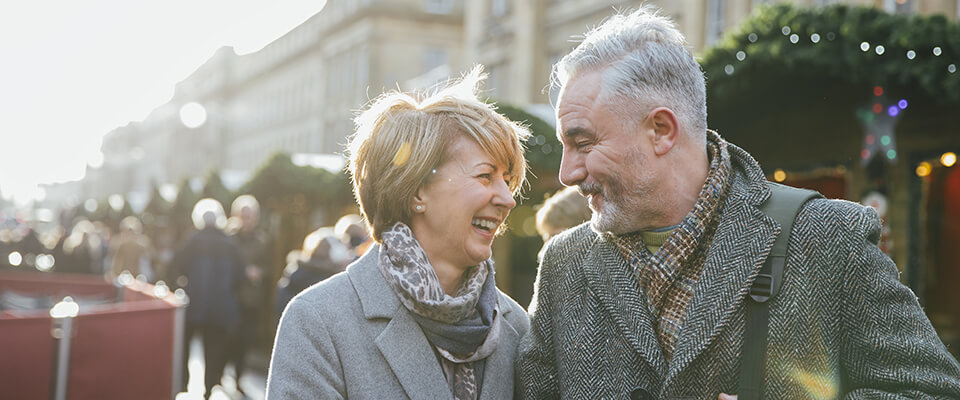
[
  {"left": 347, "top": 245, "right": 522, "bottom": 400},
  {"left": 584, "top": 138, "right": 782, "bottom": 386}
]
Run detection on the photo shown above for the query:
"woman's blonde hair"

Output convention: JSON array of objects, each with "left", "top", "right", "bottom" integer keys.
[{"left": 347, "top": 66, "right": 530, "bottom": 241}]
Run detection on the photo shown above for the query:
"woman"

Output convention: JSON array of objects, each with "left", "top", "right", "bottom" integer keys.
[{"left": 267, "top": 68, "right": 531, "bottom": 400}]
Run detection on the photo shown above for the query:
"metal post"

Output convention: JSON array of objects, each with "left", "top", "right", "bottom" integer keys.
[
  {"left": 52, "top": 316, "right": 73, "bottom": 400},
  {"left": 171, "top": 303, "right": 186, "bottom": 399}
]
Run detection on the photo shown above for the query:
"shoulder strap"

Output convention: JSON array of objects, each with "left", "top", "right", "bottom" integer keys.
[{"left": 738, "top": 182, "right": 822, "bottom": 400}]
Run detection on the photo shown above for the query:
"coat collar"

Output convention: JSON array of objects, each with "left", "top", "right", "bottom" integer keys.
[
  {"left": 583, "top": 234, "right": 668, "bottom": 378},
  {"left": 347, "top": 245, "right": 520, "bottom": 400},
  {"left": 665, "top": 154, "right": 780, "bottom": 385}
]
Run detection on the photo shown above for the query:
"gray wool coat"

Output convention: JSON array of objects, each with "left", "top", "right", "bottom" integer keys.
[
  {"left": 267, "top": 245, "right": 530, "bottom": 400},
  {"left": 517, "top": 142, "right": 960, "bottom": 399}
]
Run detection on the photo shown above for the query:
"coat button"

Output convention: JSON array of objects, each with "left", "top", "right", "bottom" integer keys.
[{"left": 630, "top": 387, "right": 651, "bottom": 400}]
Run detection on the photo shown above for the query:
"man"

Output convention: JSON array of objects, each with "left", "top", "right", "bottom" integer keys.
[
  {"left": 228, "top": 194, "right": 269, "bottom": 393},
  {"left": 172, "top": 198, "right": 247, "bottom": 399},
  {"left": 517, "top": 7, "right": 960, "bottom": 399}
]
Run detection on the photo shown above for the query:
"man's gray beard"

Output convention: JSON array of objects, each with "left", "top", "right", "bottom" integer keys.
[{"left": 589, "top": 193, "right": 638, "bottom": 234}]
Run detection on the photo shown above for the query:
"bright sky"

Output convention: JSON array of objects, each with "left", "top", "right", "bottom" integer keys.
[{"left": 0, "top": 0, "right": 326, "bottom": 205}]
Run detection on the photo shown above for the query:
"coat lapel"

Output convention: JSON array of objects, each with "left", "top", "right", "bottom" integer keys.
[
  {"left": 582, "top": 234, "right": 667, "bottom": 377},
  {"left": 665, "top": 179, "right": 779, "bottom": 385},
  {"left": 348, "top": 246, "right": 453, "bottom": 400},
  {"left": 478, "top": 295, "right": 520, "bottom": 400}
]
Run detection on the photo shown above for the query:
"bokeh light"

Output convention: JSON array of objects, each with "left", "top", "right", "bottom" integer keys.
[
  {"left": 736, "top": 51, "right": 746, "bottom": 61},
  {"left": 50, "top": 297, "right": 79, "bottom": 318},
  {"left": 8, "top": 251, "right": 22, "bottom": 267},
  {"left": 906, "top": 50, "right": 916, "bottom": 60},
  {"left": 916, "top": 162, "right": 932, "bottom": 177},
  {"left": 887, "top": 106, "right": 899, "bottom": 117},
  {"left": 774, "top": 169, "right": 787, "bottom": 182},
  {"left": 179, "top": 102, "right": 207, "bottom": 129},
  {"left": 790, "top": 34, "right": 799, "bottom": 44},
  {"left": 724, "top": 64, "right": 735, "bottom": 75},
  {"left": 874, "top": 45, "right": 885, "bottom": 55},
  {"left": 810, "top": 33, "right": 820, "bottom": 43},
  {"left": 933, "top": 46, "right": 942, "bottom": 56},
  {"left": 860, "top": 42, "right": 870, "bottom": 52},
  {"left": 873, "top": 86, "right": 883, "bottom": 96},
  {"left": 881, "top": 136, "right": 891, "bottom": 146},
  {"left": 35, "top": 254, "right": 55, "bottom": 271},
  {"left": 897, "top": 99, "right": 908, "bottom": 109},
  {"left": 942, "top": 152, "right": 957, "bottom": 167}
]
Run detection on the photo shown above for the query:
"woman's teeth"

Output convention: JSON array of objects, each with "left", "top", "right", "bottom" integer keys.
[{"left": 471, "top": 218, "right": 497, "bottom": 232}]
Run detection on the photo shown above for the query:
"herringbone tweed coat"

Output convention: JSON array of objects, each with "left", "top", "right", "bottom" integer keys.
[{"left": 517, "top": 142, "right": 960, "bottom": 399}]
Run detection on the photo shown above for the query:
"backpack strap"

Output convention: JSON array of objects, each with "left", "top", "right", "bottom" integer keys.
[{"left": 738, "top": 182, "right": 822, "bottom": 400}]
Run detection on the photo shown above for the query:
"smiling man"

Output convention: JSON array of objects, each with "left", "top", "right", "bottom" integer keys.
[{"left": 516, "top": 6, "right": 960, "bottom": 399}]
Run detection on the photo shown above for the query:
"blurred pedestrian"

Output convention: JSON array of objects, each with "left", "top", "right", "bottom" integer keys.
[
  {"left": 274, "top": 227, "right": 352, "bottom": 318},
  {"left": 106, "top": 216, "right": 152, "bottom": 281},
  {"left": 267, "top": 67, "right": 531, "bottom": 399},
  {"left": 170, "top": 198, "right": 247, "bottom": 399},
  {"left": 534, "top": 186, "right": 591, "bottom": 242},
  {"left": 54, "top": 220, "right": 101, "bottom": 275},
  {"left": 334, "top": 213, "right": 372, "bottom": 257},
  {"left": 227, "top": 194, "right": 268, "bottom": 392}
]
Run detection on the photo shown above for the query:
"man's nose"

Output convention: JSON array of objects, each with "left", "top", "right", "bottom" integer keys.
[{"left": 558, "top": 148, "right": 586, "bottom": 187}]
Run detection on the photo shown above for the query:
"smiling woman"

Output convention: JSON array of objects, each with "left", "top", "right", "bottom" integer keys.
[{"left": 267, "top": 66, "right": 532, "bottom": 400}]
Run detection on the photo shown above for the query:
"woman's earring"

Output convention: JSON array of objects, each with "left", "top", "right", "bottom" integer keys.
[{"left": 415, "top": 205, "right": 424, "bottom": 212}]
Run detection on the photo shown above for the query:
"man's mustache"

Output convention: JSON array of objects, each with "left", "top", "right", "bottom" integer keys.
[{"left": 578, "top": 182, "right": 602, "bottom": 197}]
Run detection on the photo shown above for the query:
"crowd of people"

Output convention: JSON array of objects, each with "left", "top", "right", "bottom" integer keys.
[{"left": 0, "top": 193, "right": 379, "bottom": 398}]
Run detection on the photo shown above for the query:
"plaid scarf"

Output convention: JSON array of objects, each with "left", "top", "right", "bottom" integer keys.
[{"left": 608, "top": 130, "right": 732, "bottom": 361}]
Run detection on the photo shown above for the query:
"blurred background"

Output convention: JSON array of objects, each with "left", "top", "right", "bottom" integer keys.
[{"left": 1, "top": 0, "right": 958, "bottom": 399}]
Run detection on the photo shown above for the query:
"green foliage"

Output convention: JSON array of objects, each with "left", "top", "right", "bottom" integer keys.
[
  {"left": 143, "top": 183, "right": 170, "bottom": 216},
  {"left": 201, "top": 171, "right": 233, "bottom": 210},
  {"left": 495, "top": 104, "right": 562, "bottom": 174},
  {"left": 240, "top": 152, "right": 353, "bottom": 213},
  {"left": 701, "top": 4, "right": 960, "bottom": 103}
]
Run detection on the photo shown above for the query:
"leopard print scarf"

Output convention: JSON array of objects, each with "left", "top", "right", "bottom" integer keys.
[{"left": 379, "top": 222, "right": 498, "bottom": 400}]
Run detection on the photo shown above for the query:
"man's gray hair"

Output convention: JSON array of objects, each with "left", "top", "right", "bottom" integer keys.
[{"left": 553, "top": 6, "right": 707, "bottom": 145}]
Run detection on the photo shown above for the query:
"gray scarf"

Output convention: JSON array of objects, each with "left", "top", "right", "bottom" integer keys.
[{"left": 378, "top": 222, "right": 500, "bottom": 400}]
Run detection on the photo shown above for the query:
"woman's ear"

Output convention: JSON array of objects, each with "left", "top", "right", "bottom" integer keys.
[{"left": 412, "top": 190, "right": 427, "bottom": 213}]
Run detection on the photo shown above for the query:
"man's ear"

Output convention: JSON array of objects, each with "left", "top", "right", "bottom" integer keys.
[{"left": 645, "top": 107, "right": 680, "bottom": 156}]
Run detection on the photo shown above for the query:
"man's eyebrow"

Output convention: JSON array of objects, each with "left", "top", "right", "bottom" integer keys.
[{"left": 561, "top": 126, "right": 595, "bottom": 140}]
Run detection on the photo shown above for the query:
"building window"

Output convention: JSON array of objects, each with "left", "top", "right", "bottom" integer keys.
[
  {"left": 492, "top": 0, "right": 508, "bottom": 17},
  {"left": 425, "top": 0, "right": 453, "bottom": 14},
  {"left": 422, "top": 48, "right": 448, "bottom": 74},
  {"left": 706, "top": 0, "right": 726, "bottom": 47}
]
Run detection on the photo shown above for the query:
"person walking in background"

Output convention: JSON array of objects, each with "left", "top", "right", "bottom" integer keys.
[
  {"left": 274, "top": 227, "right": 352, "bottom": 318},
  {"left": 106, "top": 216, "right": 152, "bottom": 281},
  {"left": 267, "top": 67, "right": 531, "bottom": 399},
  {"left": 334, "top": 213, "right": 372, "bottom": 258},
  {"left": 227, "top": 194, "right": 269, "bottom": 394},
  {"left": 170, "top": 198, "right": 247, "bottom": 399},
  {"left": 535, "top": 186, "right": 591, "bottom": 242},
  {"left": 517, "top": 6, "right": 960, "bottom": 399},
  {"left": 54, "top": 219, "right": 101, "bottom": 275}
]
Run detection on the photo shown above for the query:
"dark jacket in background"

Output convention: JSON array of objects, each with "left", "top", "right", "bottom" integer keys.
[{"left": 171, "top": 227, "right": 246, "bottom": 328}]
